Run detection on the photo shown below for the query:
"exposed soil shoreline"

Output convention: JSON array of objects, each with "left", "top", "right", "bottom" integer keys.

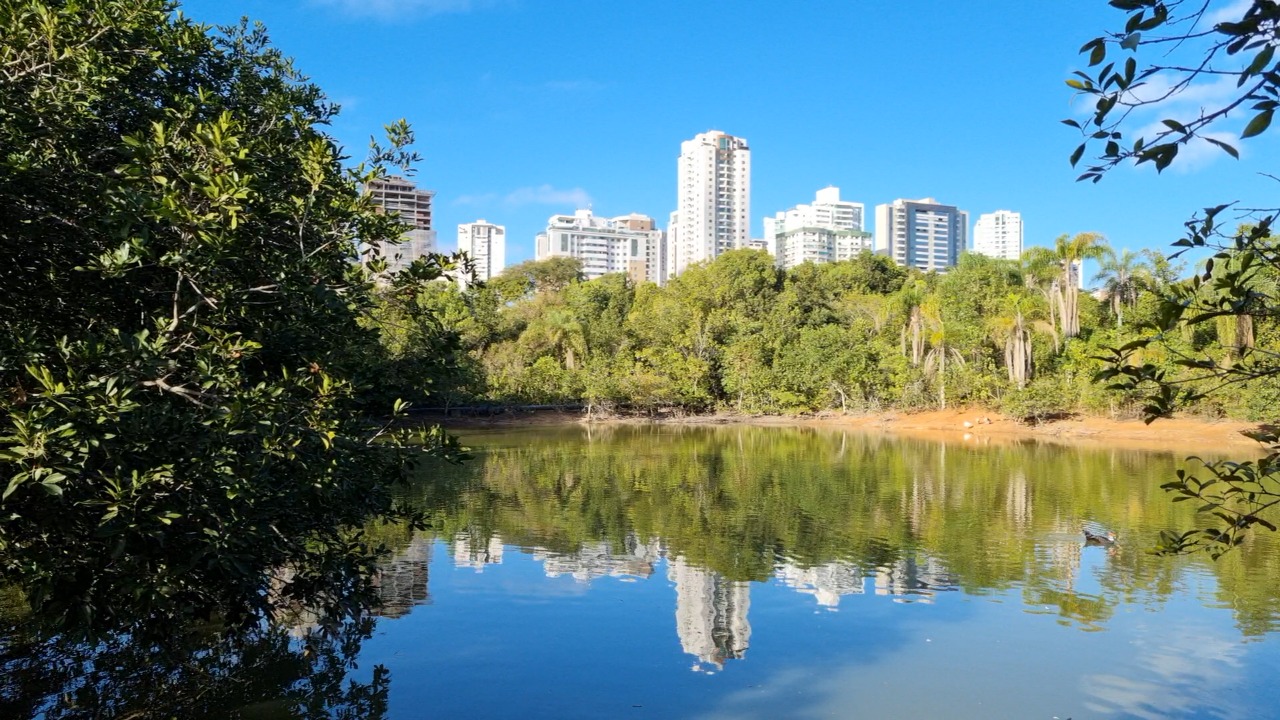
[{"left": 435, "top": 407, "right": 1271, "bottom": 455}]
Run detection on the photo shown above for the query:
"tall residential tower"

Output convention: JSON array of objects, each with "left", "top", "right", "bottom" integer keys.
[
  {"left": 971, "top": 210, "right": 1023, "bottom": 261},
  {"left": 874, "top": 198, "right": 968, "bottom": 273},
  {"left": 670, "top": 131, "right": 751, "bottom": 278},
  {"left": 535, "top": 209, "right": 663, "bottom": 285},
  {"left": 763, "top": 186, "right": 871, "bottom": 269},
  {"left": 457, "top": 220, "right": 506, "bottom": 288}
]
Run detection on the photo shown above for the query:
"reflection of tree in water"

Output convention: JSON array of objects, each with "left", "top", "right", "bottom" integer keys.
[
  {"left": 0, "top": 520, "right": 442, "bottom": 716},
  {"left": 0, "top": 609, "right": 387, "bottom": 719},
  {"left": 412, "top": 425, "right": 1280, "bottom": 637}
]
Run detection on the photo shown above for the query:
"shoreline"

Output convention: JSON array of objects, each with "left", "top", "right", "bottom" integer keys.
[{"left": 435, "top": 407, "right": 1271, "bottom": 455}]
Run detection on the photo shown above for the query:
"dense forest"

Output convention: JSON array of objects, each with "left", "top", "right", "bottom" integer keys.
[{"left": 372, "top": 238, "right": 1278, "bottom": 424}]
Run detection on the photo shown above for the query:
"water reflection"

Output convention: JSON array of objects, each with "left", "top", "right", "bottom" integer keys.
[
  {"left": 385, "top": 425, "right": 1280, "bottom": 648},
  {"left": 7, "top": 424, "right": 1280, "bottom": 718},
  {"left": 366, "top": 425, "right": 1280, "bottom": 718}
]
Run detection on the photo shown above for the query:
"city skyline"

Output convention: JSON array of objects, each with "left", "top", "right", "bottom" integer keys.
[{"left": 179, "top": 1, "right": 1280, "bottom": 276}]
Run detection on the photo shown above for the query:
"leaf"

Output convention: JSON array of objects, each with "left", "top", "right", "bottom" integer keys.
[
  {"left": 1247, "top": 45, "right": 1276, "bottom": 77},
  {"left": 1120, "top": 32, "right": 1141, "bottom": 51},
  {"left": 1241, "top": 109, "right": 1273, "bottom": 138},
  {"left": 1089, "top": 41, "right": 1107, "bottom": 67},
  {"left": 3, "top": 474, "right": 25, "bottom": 501}
]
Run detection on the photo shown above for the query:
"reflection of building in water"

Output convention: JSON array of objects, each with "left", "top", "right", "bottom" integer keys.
[
  {"left": 1040, "top": 527, "right": 1083, "bottom": 591},
  {"left": 874, "top": 553, "right": 956, "bottom": 603},
  {"left": 534, "top": 534, "right": 662, "bottom": 582},
  {"left": 775, "top": 561, "right": 866, "bottom": 608},
  {"left": 452, "top": 531, "right": 504, "bottom": 571},
  {"left": 669, "top": 557, "right": 751, "bottom": 672},
  {"left": 372, "top": 533, "right": 432, "bottom": 618}
]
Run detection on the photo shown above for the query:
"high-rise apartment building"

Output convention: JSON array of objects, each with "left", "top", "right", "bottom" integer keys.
[
  {"left": 670, "top": 131, "right": 751, "bottom": 278},
  {"left": 457, "top": 219, "right": 506, "bottom": 288},
  {"left": 365, "top": 175, "right": 437, "bottom": 275},
  {"left": 873, "top": 198, "right": 968, "bottom": 272},
  {"left": 535, "top": 209, "right": 662, "bottom": 285},
  {"left": 763, "top": 186, "right": 871, "bottom": 269},
  {"left": 971, "top": 210, "right": 1023, "bottom": 261}
]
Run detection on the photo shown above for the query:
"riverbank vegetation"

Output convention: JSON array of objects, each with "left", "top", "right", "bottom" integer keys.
[
  {"left": 375, "top": 243, "right": 1279, "bottom": 426},
  {"left": 0, "top": 0, "right": 460, "bottom": 636}
]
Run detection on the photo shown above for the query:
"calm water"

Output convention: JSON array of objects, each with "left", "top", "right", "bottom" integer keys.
[
  {"left": 7, "top": 424, "right": 1280, "bottom": 719},
  {"left": 358, "top": 424, "right": 1280, "bottom": 720}
]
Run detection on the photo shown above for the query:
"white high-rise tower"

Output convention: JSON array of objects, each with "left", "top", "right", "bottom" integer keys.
[
  {"left": 457, "top": 219, "right": 505, "bottom": 288},
  {"left": 670, "top": 131, "right": 751, "bottom": 278},
  {"left": 763, "top": 186, "right": 871, "bottom": 269},
  {"left": 971, "top": 210, "right": 1023, "bottom": 261}
]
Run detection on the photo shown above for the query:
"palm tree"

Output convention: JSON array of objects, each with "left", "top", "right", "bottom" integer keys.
[
  {"left": 896, "top": 284, "right": 927, "bottom": 366},
  {"left": 523, "top": 306, "right": 586, "bottom": 370},
  {"left": 921, "top": 298, "right": 965, "bottom": 409},
  {"left": 841, "top": 294, "right": 892, "bottom": 333},
  {"left": 1092, "top": 248, "right": 1150, "bottom": 328},
  {"left": 1021, "top": 247, "right": 1064, "bottom": 352},
  {"left": 988, "top": 294, "right": 1033, "bottom": 389},
  {"left": 1054, "top": 232, "right": 1109, "bottom": 338},
  {"left": 1025, "top": 233, "right": 1108, "bottom": 341}
]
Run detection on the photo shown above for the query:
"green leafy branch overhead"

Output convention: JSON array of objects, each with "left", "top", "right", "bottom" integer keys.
[{"left": 1065, "top": 0, "right": 1280, "bottom": 178}]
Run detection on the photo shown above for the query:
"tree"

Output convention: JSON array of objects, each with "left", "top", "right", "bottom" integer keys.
[
  {"left": 1021, "top": 249, "right": 1064, "bottom": 353},
  {"left": 500, "top": 257, "right": 584, "bottom": 295},
  {"left": 897, "top": 283, "right": 929, "bottom": 367},
  {"left": 524, "top": 304, "right": 587, "bottom": 370},
  {"left": 989, "top": 294, "right": 1040, "bottom": 390},
  {"left": 1093, "top": 248, "right": 1151, "bottom": 328},
  {"left": 921, "top": 298, "right": 966, "bottom": 409},
  {"left": 1069, "top": 0, "right": 1280, "bottom": 554},
  {"left": 0, "top": 1, "right": 457, "bottom": 633},
  {"left": 1027, "top": 233, "right": 1110, "bottom": 340}
]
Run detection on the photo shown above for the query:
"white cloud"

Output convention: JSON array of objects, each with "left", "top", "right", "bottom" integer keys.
[
  {"left": 503, "top": 185, "right": 592, "bottom": 208},
  {"left": 1122, "top": 73, "right": 1239, "bottom": 109},
  {"left": 452, "top": 185, "right": 593, "bottom": 209},
  {"left": 1087, "top": 72, "right": 1252, "bottom": 174},
  {"left": 453, "top": 192, "right": 499, "bottom": 206},
  {"left": 1131, "top": 118, "right": 1244, "bottom": 173},
  {"left": 1203, "top": 0, "right": 1255, "bottom": 28},
  {"left": 311, "top": 0, "right": 488, "bottom": 19}
]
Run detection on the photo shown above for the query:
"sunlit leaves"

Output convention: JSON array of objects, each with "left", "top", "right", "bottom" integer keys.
[{"left": 1064, "top": 1, "right": 1278, "bottom": 178}]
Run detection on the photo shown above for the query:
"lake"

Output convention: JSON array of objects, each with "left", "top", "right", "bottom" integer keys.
[
  {"left": 5, "top": 423, "right": 1280, "bottom": 719},
  {"left": 360, "top": 424, "right": 1280, "bottom": 720}
]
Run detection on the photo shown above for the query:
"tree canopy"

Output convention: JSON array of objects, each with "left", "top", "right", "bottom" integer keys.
[
  {"left": 0, "top": 0, "right": 457, "bottom": 633},
  {"left": 1068, "top": 0, "right": 1280, "bottom": 554}
]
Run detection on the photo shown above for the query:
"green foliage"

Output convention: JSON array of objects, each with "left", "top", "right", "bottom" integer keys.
[
  {"left": 1002, "top": 377, "right": 1075, "bottom": 424},
  {"left": 1066, "top": 0, "right": 1280, "bottom": 179},
  {"left": 0, "top": 0, "right": 458, "bottom": 633},
  {"left": 0, "top": 615, "right": 389, "bottom": 719},
  {"left": 1071, "top": 0, "right": 1280, "bottom": 552},
  {"left": 418, "top": 241, "right": 1274, "bottom": 423}
]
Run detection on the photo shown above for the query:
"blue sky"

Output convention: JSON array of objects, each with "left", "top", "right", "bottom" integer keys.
[{"left": 179, "top": 0, "right": 1276, "bottom": 271}]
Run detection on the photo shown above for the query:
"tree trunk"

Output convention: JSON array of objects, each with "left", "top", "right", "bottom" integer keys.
[
  {"left": 938, "top": 351, "right": 947, "bottom": 410},
  {"left": 910, "top": 307, "right": 924, "bottom": 366}
]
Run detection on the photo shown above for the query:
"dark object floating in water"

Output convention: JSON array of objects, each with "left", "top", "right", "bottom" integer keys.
[{"left": 1082, "top": 525, "right": 1117, "bottom": 545}]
